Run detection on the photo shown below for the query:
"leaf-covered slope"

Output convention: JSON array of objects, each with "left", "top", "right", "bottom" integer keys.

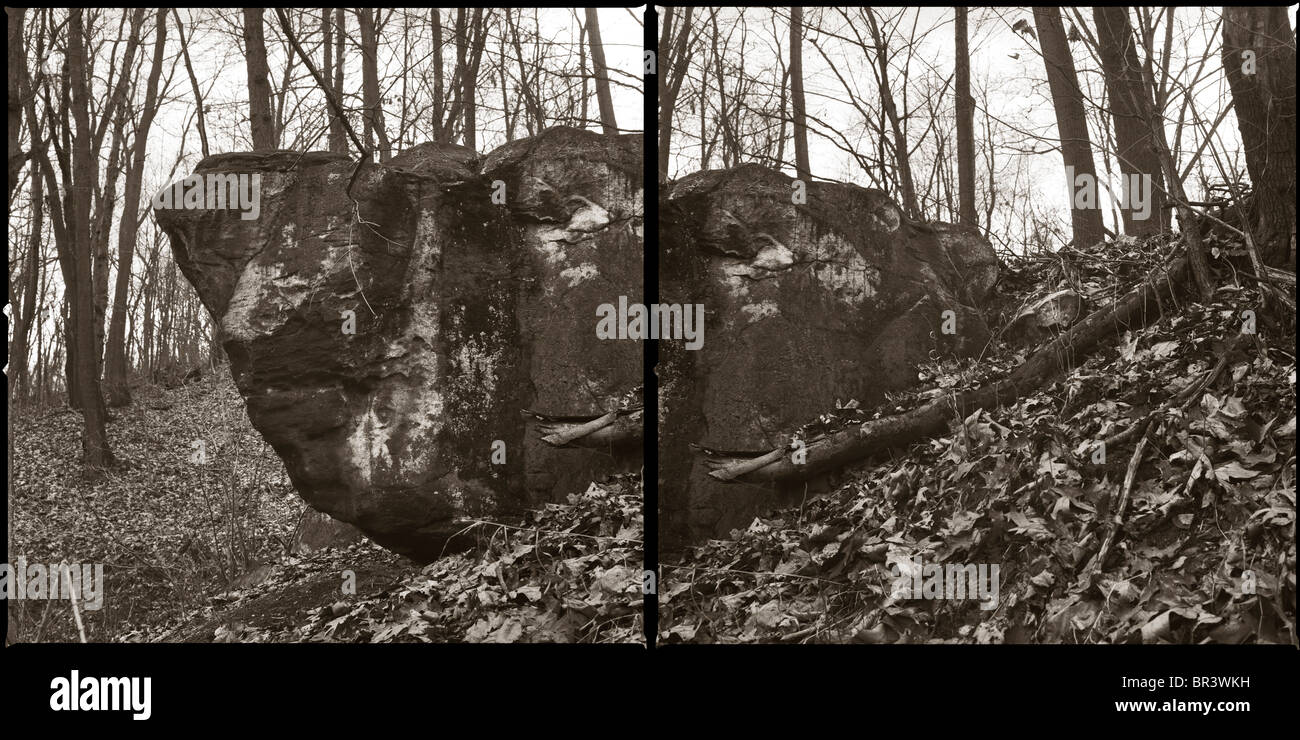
[
  {"left": 12, "top": 371, "right": 642, "bottom": 644},
  {"left": 661, "top": 235, "right": 1296, "bottom": 644}
]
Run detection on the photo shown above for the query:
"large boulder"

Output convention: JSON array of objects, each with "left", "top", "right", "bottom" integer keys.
[
  {"left": 659, "top": 165, "right": 998, "bottom": 548},
  {"left": 156, "top": 128, "right": 642, "bottom": 561}
]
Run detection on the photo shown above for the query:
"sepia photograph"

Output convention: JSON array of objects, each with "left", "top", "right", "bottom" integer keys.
[
  {"left": 656, "top": 6, "right": 1295, "bottom": 646},
  {"left": 6, "top": 7, "right": 644, "bottom": 647},
  {"left": 3, "top": 1, "right": 1298, "bottom": 726}
]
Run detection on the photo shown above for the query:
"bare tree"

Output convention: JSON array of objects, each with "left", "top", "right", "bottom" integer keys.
[
  {"left": 443, "top": 9, "right": 488, "bottom": 148},
  {"left": 332, "top": 8, "right": 347, "bottom": 152},
  {"left": 507, "top": 10, "right": 543, "bottom": 137},
  {"left": 954, "top": 7, "right": 977, "bottom": 226},
  {"left": 6, "top": 8, "right": 26, "bottom": 200},
  {"left": 105, "top": 9, "right": 167, "bottom": 407},
  {"left": 789, "top": 6, "right": 811, "bottom": 180},
  {"left": 1034, "top": 7, "right": 1105, "bottom": 248},
  {"left": 863, "top": 8, "right": 919, "bottom": 216},
  {"left": 430, "top": 9, "right": 447, "bottom": 143},
  {"left": 1222, "top": 6, "right": 1297, "bottom": 269},
  {"left": 243, "top": 8, "right": 277, "bottom": 150},
  {"left": 322, "top": 8, "right": 345, "bottom": 154},
  {"left": 357, "top": 8, "right": 391, "bottom": 160},
  {"left": 1094, "top": 6, "right": 1166, "bottom": 236},
  {"left": 585, "top": 8, "right": 618, "bottom": 134},
  {"left": 173, "top": 9, "right": 211, "bottom": 158},
  {"left": 67, "top": 9, "right": 115, "bottom": 470},
  {"left": 658, "top": 7, "right": 695, "bottom": 180}
]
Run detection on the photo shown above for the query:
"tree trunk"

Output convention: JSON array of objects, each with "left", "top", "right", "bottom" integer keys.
[
  {"left": 584, "top": 8, "right": 618, "bottom": 134},
  {"left": 1093, "top": 6, "right": 1166, "bottom": 237},
  {"left": 1222, "top": 6, "right": 1297, "bottom": 270},
  {"left": 322, "top": 8, "right": 344, "bottom": 154},
  {"left": 460, "top": 9, "right": 486, "bottom": 150},
  {"left": 864, "top": 8, "right": 919, "bottom": 217},
  {"left": 789, "top": 7, "right": 811, "bottom": 181},
  {"left": 430, "top": 9, "right": 445, "bottom": 143},
  {"left": 12, "top": 169, "right": 43, "bottom": 401},
  {"left": 67, "top": 9, "right": 114, "bottom": 471},
  {"left": 331, "top": 8, "right": 346, "bottom": 153},
  {"left": 954, "top": 7, "right": 977, "bottom": 227},
  {"left": 1033, "top": 7, "right": 1105, "bottom": 249},
  {"left": 6, "top": 7, "right": 26, "bottom": 200},
  {"left": 657, "top": 7, "right": 694, "bottom": 182},
  {"left": 243, "top": 8, "right": 276, "bottom": 150},
  {"left": 92, "top": 16, "right": 142, "bottom": 380},
  {"left": 508, "top": 12, "right": 541, "bottom": 136},
  {"left": 709, "top": 11, "right": 737, "bottom": 167},
  {"left": 105, "top": 9, "right": 167, "bottom": 407},
  {"left": 357, "top": 9, "right": 390, "bottom": 160}
]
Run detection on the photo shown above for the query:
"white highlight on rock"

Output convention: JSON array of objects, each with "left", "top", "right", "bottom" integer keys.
[
  {"left": 560, "top": 262, "right": 600, "bottom": 287},
  {"left": 741, "top": 300, "right": 780, "bottom": 322},
  {"left": 751, "top": 238, "right": 795, "bottom": 271},
  {"left": 566, "top": 196, "right": 611, "bottom": 233}
]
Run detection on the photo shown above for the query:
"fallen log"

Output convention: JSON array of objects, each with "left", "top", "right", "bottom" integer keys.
[
  {"left": 707, "top": 252, "right": 1191, "bottom": 484},
  {"left": 529, "top": 408, "right": 644, "bottom": 450}
]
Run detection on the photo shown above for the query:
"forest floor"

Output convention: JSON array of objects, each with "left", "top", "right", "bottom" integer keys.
[
  {"left": 660, "top": 233, "right": 1296, "bottom": 644},
  {"left": 11, "top": 372, "right": 642, "bottom": 644},
  {"left": 11, "top": 232, "right": 1295, "bottom": 646}
]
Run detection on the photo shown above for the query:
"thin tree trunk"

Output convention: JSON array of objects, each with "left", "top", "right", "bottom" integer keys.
[
  {"left": 172, "top": 9, "right": 210, "bottom": 159},
  {"left": 864, "top": 8, "right": 919, "bottom": 216},
  {"left": 499, "top": 16, "right": 514, "bottom": 142},
  {"left": 1094, "top": 6, "right": 1166, "bottom": 237},
  {"left": 789, "top": 7, "right": 811, "bottom": 180},
  {"left": 68, "top": 9, "right": 114, "bottom": 471},
  {"left": 710, "top": 11, "right": 736, "bottom": 167},
  {"left": 658, "top": 7, "right": 695, "bottom": 181},
  {"left": 461, "top": 9, "right": 486, "bottom": 150},
  {"left": 357, "top": 8, "right": 390, "bottom": 160},
  {"left": 12, "top": 169, "right": 43, "bottom": 400},
  {"left": 105, "top": 9, "right": 167, "bottom": 407},
  {"left": 431, "top": 9, "right": 446, "bottom": 142},
  {"left": 243, "top": 8, "right": 276, "bottom": 150},
  {"left": 579, "top": 19, "right": 589, "bottom": 129},
  {"left": 6, "top": 8, "right": 26, "bottom": 200},
  {"left": 1033, "top": 6, "right": 1105, "bottom": 248},
  {"left": 584, "top": 8, "right": 618, "bottom": 134},
  {"left": 323, "top": 8, "right": 344, "bottom": 154},
  {"left": 508, "top": 11, "right": 541, "bottom": 135},
  {"left": 954, "top": 7, "right": 978, "bottom": 227}
]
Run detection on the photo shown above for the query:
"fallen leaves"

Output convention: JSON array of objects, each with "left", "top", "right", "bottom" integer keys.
[{"left": 661, "top": 236, "right": 1296, "bottom": 645}]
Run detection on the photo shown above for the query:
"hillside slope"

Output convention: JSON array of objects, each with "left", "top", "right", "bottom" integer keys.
[
  {"left": 660, "top": 234, "right": 1296, "bottom": 644},
  {"left": 11, "top": 373, "right": 642, "bottom": 644}
]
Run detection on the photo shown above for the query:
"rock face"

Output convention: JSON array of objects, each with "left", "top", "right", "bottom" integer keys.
[
  {"left": 660, "top": 165, "right": 998, "bottom": 548},
  {"left": 156, "top": 128, "right": 642, "bottom": 561}
]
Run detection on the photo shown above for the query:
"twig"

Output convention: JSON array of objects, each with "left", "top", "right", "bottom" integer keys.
[
  {"left": 452, "top": 517, "right": 643, "bottom": 546},
  {"left": 60, "top": 562, "right": 88, "bottom": 643},
  {"left": 1092, "top": 425, "right": 1151, "bottom": 574}
]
